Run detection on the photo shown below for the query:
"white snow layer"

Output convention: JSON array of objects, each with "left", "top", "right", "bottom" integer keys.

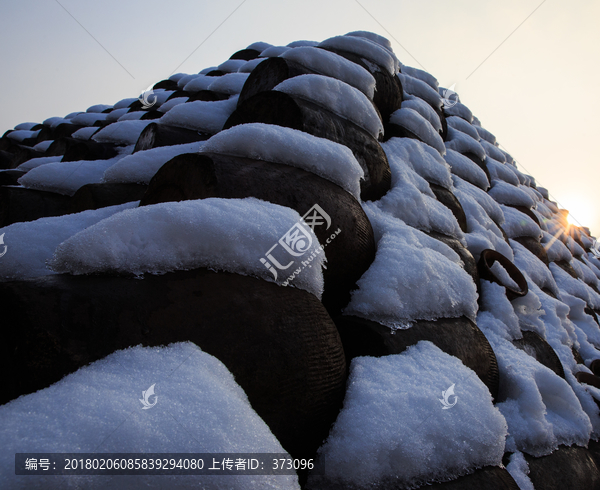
[
  {"left": 398, "top": 73, "right": 442, "bottom": 110},
  {"left": 314, "top": 341, "right": 507, "bottom": 488},
  {"left": 16, "top": 155, "right": 63, "bottom": 172},
  {"left": 0, "top": 202, "right": 139, "bottom": 281},
  {"left": 346, "top": 31, "right": 393, "bottom": 51},
  {"left": 319, "top": 35, "right": 399, "bottom": 75},
  {"left": 201, "top": 123, "right": 364, "bottom": 199},
  {"left": 158, "top": 97, "right": 239, "bottom": 134},
  {"left": 345, "top": 204, "right": 477, "bottom": 325},
  {"left": 18, "top": 147, "right": 134, "bottom": 196},
  {"left": 445, "top": 126, "right": 486, "bottom": 161},
  {"left": 401, "top": 95, "right": 442, "bottom": 132},
  {"left": 0, "top": 342, "right": 300, "bottom": 490},
  {"left": 444, "top": 149, "right": 489, "bottom": 190},
  {"left": 207, "top": 72, "right": 250, "bottom": 95},
  {"left": 103, "top": 142, "right": 204, "bottom": 184},
  {"left": 48, "top": 198, "right": 325, "bottom": 298},
  {"left": 280, "top": 46, "right": 376, "bottom": 99},
  {"left": 273, "top": 74, "right": 383, "bottom": 139},
  {"left": 446, "top": 116, "right": 480, "bottom": 141},
  {"left": 389, "top": 107, "right": 445, "bottom": 155},
  {"left": 488, "top": 180, "right": 536, "bottom": 208},
  {"left": 92, "top": 120, "right": 153, "bottom": 146},
  {"left": 400, "top": 64, "right": 439, "bottom": 90},
  {"left": 500, "top": 205, "right": 542, "bottom": 240},
  {"left": 378, "top": 140, "right": 462, "bottom": 238},
  {"left": 382, "top": 137, "right": 453, "bottom": 190},
  {"left": 479, "top": 320, "right": 592, "bottom": 456}
]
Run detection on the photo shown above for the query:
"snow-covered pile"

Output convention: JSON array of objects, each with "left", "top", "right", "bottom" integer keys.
[
  {"left": 4, "top": 28, "right": 600, "bottom": 490},
  {"left": 273, "top": 74, "right": 383, "bottom": 139},
  {"left": 158, "top": 97, "right": 239, "bottom": 134},
  {"left": 0, "top": 202, "right": 138, "bottom": 281},
  {"left": 312, "top": 342, "right": 507, "bottom": 488},
  {"left": 18, "top": 146, "right": 134, "bottom": 196},
  {"left": 280, "top": 47, "right": 376, "bottom": 98},
  {"left": 0, "top": 342, "right": 300, "bottom": 490},
  {"left": 47, "top": 198, "right": 325, "bottom": 298},
  {"left": 345, "top": 204, "right": 477, "bottom": 326},
  {"left": 102, "top": 141, "right": 204, "bottom": 184},
  {"left": 201, "top": 123, "right": 364, "bottom": 199}
]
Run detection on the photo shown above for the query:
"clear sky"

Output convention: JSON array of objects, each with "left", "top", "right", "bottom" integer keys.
[{"left": 1, "top": 0, "right": 598, "bottom": 236}]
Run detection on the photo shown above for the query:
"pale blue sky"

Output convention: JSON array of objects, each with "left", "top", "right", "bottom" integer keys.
[{"left": 1, "top": 0, "right": 599, "bottom": 235}]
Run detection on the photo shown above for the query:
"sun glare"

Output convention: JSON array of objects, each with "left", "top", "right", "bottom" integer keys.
[{"left": 562, "top": 195, "right": 595, "bottom": 230}]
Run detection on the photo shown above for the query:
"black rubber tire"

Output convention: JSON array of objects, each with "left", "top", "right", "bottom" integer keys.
[
  {"left": 0, "top": 268, "right": 347, "bottom": 461},
  {"left": 152, "top": 79, "right": 178, "bottom": 91},
  {"left": 237, "top": 57, "right": 319, "bottom": 106},
  {"left": 465, "top": 152, "right": 492, "bottom": 185},
  {"left": 512, "top": 331, "right": 565, "bottom": 379},
  {"left": 427, "top": 231, "right": 479, "bottom": 287},
  {"left": 317, "top": 46, "right": 403, "bottom": 123},
  {"left": 0, "top": 186, "right": 72, "bottom": 227},
  {"left": 69, "top": 183, "right": 148, "bottom": 213},
  {"left": 187, "top": 90, "right": 230, "bottom": 102},
  {"left": 524, "top": 445, "right": 600, "bottom": 490},
  {"left": 139, "top": 152, "right": 376, "bottom": 315},
  {"left": 229, "top": 48, "right": 261, "bottom": 61},
  {"left": 513, "top": 236, "right": 550, "bottom": 266},
  {"left": 0, "top": 150, "right": 16, "bottom": 170},
  {"left": 133, "top": 123, "right": 210, "bottom": 153},
  {"left": 478, "top": 249, "right": 528, "bottom": 301},
  {"left": 429, "top": 183, "right": 468, "bottom": 233},
  {"left": 46, "top": 137, "right": 116, "bottom": 161},
  {"left": 333, "top": 315, "right": 499, "bottom": 401},
  {"left": 0, "top": 169, "right": 26, "bottom": 186},
  {"left": 224, "top": 90, "right": 391, "bottom": 201}
]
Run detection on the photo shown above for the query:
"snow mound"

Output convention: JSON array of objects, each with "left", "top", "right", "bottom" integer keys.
[
  {"left": 378, "top": 141, "right": 462, "bottom": 238},
  {"left": 18, "top": 147, "right": 133, "bottom": 196},
  {"left": 444, "top": 149, "right": 489, "bottom": 190},
  {"left": 319, "top": 35, "right": 399, "bottom": 75},
  {"left": 0, "top": 342, "right": 300, "bottom": 490},
  {"left": 398, "top": 73, "right": 442, "bottom": 110},
  {"left": 381, "top": 137, "right": 452, "bottom": 189},
  {"left": 345, "top": 204, "right": 477, "bottom": 325},
  {"left": 273, "top": 74, "right": 383, "bottom": 139},
  {"left": 103, "top": 142, "right": 204, "bottom": 184},
  {"left": 389, "top": 107, "right": 445, "bottom": 155},
  {"left": 445, "top": 126, "right": 486, "bottom": 161},
  {"left": 280, "top": 46, "right": 376, "bottom": 99},
  {"left": 401, "top": 95, "right": 442, "bottom": 132},
  {"left": 314, "top": 341, "right": 507, "bottom": 488},
  {"left": 0, "top": 202, "right": 139, "bottom": 281},
  {"left": 48, "top": 198, "right": 325, "bottom": 298},
  {"left": 92, "top": 120, "right": 153, "bottom": 146},
  {"left": 182, "top": 74, "right": 214, "bottom": 93},
  {"left": 207, "top": 72, "right": 250, "bottom": 95},
  {"left": 158, "top": 97, "right": 239, "bottom": 134},
  {"left": 201, "top": 123, "right": 364, "bottom": 199}
]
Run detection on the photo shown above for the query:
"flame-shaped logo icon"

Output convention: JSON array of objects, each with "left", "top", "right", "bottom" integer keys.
[
  {"left": 439, "top": 383, "right": 458, "bottom": 409},
  {"left": 442, "top": 83, "right": 459, "bottom": 109},
  {"left": 0, "top": 233, "right": 6, "bottom": 258},
  {"left": 139, "top": 384, "right": 158, "bottom": 409},
  {"left": 139, "top": 85, "right": 157, "bottom": 110}
]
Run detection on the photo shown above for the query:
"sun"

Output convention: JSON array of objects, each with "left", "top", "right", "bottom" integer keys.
[{"left": 561, "top": 195, "right": 595, "bottom": 230}]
